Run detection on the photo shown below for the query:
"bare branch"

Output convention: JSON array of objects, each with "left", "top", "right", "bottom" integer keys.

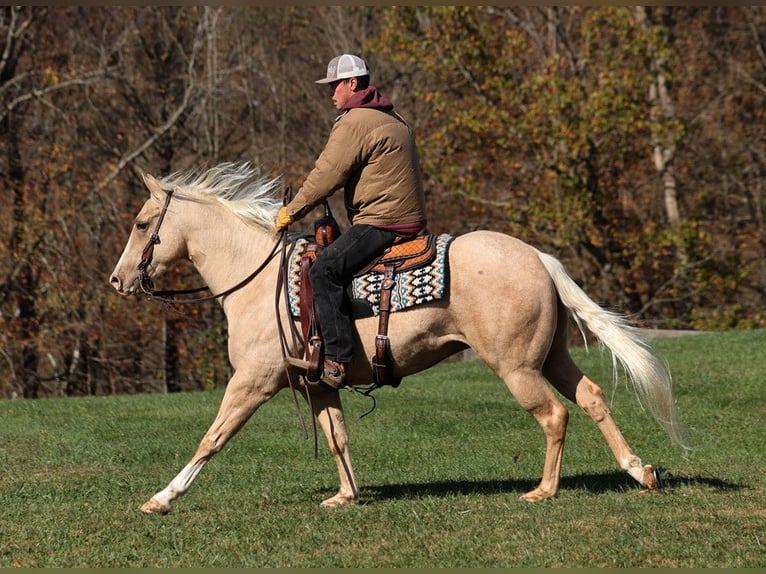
[
  {"left": 1, "top": 73, "right": 105, "bottom": 123},
  {"left": 95, "top": 11, "right": 207, "bottom": 191}
]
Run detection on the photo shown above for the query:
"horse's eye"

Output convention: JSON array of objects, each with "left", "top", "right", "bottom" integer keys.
[{"left": 136, "top": 222, "right": 150, "bottom": 231}]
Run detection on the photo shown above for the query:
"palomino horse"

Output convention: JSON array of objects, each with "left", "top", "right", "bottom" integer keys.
[{"left": 109, "top": 162, "right": 686, "bottom": 514}]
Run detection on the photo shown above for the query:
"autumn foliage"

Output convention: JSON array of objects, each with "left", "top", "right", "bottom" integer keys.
[{"left": 1, "top": 7, "right": 764, "bottom": 398}]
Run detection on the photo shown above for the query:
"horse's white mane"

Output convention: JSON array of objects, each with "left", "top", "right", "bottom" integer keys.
[{"left": 157, "top": 161, "right": 284, "bottom": 231}]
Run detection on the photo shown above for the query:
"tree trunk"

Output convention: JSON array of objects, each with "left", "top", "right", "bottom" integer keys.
[
  {"left": 6, "top": 118, "right": 41, "bottom": 398},
  {"left": 637, "top": 7, "right": 684, "bottom": 229}
]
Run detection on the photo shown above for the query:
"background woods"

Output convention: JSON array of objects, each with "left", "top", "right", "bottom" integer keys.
[{"left": 1, "top": 6, "right": 764, "bottom": 399}]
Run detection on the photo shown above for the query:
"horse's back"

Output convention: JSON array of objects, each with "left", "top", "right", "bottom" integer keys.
[
  {"left": 448, "top": 230, "right": 553, "bottom": 293},
  {"left": 348, "top": 229, "right": 560, "bottom": 376}
]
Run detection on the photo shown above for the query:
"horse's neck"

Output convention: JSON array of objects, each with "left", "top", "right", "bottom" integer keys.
[{"left": 184, "top": 203, "right": 276, "bottom": 301}]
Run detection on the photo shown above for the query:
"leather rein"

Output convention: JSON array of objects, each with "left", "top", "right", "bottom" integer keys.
[{"left": 137, "top": 188, "right": 284, "bottom": 305}]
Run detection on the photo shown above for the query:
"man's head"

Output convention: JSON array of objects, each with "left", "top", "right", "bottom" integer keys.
[{"left": 315, "top": 54, "right": 370, "bottom": 110}]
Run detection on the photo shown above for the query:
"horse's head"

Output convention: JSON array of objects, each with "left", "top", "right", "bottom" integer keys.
[{"left": 109, "top": 173, "right": 188, "bottom": 296}]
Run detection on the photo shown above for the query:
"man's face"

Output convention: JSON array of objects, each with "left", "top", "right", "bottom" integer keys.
[{"left": 329, "top": 77, "right": 356, "bottom": 110}]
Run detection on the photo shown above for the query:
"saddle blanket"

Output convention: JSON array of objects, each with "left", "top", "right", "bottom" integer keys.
[{"left": 287, "top": 233, "right": 455, "bottom": 318}]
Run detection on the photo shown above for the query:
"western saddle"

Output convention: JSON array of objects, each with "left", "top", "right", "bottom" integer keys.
[{"left": 295, "top": 203, "right": 437, "bottom": 389}]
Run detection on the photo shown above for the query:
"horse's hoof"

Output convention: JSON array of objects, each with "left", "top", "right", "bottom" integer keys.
[
  {"left": 320, "top": 494, "right": 357, "bottom": 508},
  {"left": 641, "top": 465, "right": 661, "bottom": 492},
  {"left": 519, "top": 488, "right": 554, "bottom": 502},
  {"left": 140, "top": 498, "right": 171, "bottom": 515}
]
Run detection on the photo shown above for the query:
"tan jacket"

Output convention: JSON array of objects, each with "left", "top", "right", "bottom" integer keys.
[{"left": 286, "top": 107, "right": 427, "bottom": 227}]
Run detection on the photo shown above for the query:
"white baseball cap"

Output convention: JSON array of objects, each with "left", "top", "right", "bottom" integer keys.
[{"left": 315, "top": 54, "right": 369, "bottom": 84}]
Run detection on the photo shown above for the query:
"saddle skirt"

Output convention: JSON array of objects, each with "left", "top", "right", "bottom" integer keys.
[{"left": 287, "top": 233, "right": 455, "bottom": 318}]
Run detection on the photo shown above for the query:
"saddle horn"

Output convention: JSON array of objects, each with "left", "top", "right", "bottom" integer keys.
[{"left": 314, "top": 201, "right": 341, "bottom": 247}]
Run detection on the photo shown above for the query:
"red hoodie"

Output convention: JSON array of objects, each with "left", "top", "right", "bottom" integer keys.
[{"left": 341, "top": 86, "right": 394, "bottom": 112}]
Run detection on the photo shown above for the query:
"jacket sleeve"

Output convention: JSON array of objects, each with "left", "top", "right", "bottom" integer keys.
[{"left": 285, "top": 117, "right": 366, "bottom": 221}]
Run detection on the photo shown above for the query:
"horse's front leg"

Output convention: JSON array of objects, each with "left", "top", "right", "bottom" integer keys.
[
  {"left": 304, "top": 387, "right": 360, "bottom": 507},
  {"left": 141, "top": 366, "right": 280, "bottom": 515}
]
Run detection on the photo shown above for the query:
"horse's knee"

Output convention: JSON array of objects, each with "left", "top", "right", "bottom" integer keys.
[
  {"left": 328, "top": 436, "right": 348, "bottom": 458},
  {"left": 325, "top": 419, "right": 349, "bottom": 456},
  {"left": 203, "top": 433, "right": 225, "bottom": 454},
  {"left": 190, "top": 438, "right": 221, "bottom": 464},
  {"left": 313, "top": 404, "right": 350, "bottom": 455}
]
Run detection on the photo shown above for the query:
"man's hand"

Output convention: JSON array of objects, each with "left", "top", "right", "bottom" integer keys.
[{"left": 275, "top": 206, "right": 294, "bottom": 232}]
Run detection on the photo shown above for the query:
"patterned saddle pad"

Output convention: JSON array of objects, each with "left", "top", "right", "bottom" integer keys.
[{"left": 287, "top": 233, "right": 455, "bottom": 318}]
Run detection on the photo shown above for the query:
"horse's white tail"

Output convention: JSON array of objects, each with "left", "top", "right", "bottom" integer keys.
[{"left": 536, "top": 250, "right": 688, "bottom": 449}]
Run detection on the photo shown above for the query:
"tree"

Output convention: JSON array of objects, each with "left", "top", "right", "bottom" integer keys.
[
  {"left": 1, "top": 6, "right": 382, "bottom": 398},
  {"left": 1, "top": 6, "right": 765, "bottom": 399},
  {"left": 374, "top": 7, "right": 678, "bottom": 310},
  {"left": 0, "top": 7, "right": 115, "bottom": 397}
]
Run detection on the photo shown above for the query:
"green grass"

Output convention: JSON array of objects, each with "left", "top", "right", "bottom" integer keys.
[{"left": 1, "top": 330, "right": 764, "bottom": 567}]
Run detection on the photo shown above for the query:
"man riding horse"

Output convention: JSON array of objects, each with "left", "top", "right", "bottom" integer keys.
[{"left": 275, "top": 54, "right": 428, "bottom": 390}]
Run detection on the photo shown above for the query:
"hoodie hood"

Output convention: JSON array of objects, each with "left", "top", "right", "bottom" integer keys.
[{"left": 341, "top": 86, "right": 394, "bottom": 112}]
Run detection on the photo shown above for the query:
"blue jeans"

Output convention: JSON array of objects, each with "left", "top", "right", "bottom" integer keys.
[{"left": 309, "top": 224, "right": 396, "bottom": 364}]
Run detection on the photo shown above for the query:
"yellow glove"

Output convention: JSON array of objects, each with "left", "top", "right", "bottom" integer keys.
[{"left": 275, "top": 206, "right": 294, "bottom": 232}]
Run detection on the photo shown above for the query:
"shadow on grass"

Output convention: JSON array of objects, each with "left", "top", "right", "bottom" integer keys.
[{"left": 352, "top": 470, "right": 742, "bottom": 502}]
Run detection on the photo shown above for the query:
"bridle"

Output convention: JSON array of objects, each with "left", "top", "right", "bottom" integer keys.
[
  {"left": 136, "top": 188, "right": 284, "bottom": 305},
  {"left": 137, "top": 188, "right": 174, "bottom": 297}
]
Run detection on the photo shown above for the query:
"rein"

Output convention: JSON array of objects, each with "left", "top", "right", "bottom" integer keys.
[{"left": 137, "top": 188, "right": 282, "bottom": 305}]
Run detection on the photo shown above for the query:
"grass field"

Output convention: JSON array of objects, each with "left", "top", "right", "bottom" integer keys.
[{"left": 1, "top": 329, "right": 764, "bottom": 567}]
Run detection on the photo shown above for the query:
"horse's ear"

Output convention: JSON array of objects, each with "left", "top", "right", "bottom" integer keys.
[{"left": 142, "top": 173, "right": 164, "bottom": 200}]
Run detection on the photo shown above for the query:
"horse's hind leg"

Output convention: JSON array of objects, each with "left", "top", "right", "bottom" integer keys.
[
  {"left": 543, "top": 327, "right": 660, "bottom": 491},
  {"left": 140, "top": 368, "right": 279, "bottom": 514},
  {"left": 501, "top": 367, "right": 570, "bottom": 501},
  {"left": 304, "top": 388, "right": 360, "bottom": 507}
]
